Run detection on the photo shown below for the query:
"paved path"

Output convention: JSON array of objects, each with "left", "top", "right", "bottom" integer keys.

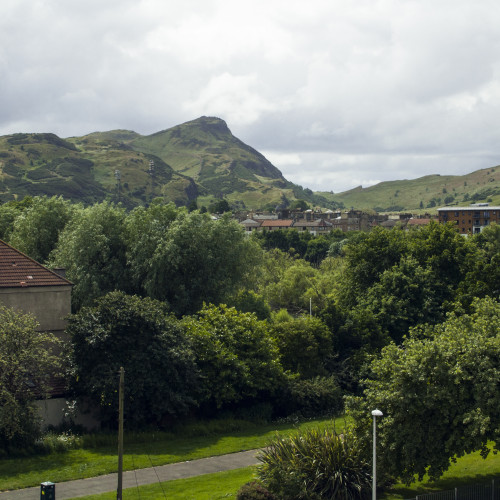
[{"left": 0, "top": 449, "right": 261, "bottom": 500}]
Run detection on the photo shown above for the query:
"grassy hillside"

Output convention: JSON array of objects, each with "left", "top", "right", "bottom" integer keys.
[
  {"left": 0, "top": 118, "right": 333, "bottom": 210},
  {"left": 1, "top": 118, "right": 499, "bottom": 212},
  {"left": 130, "top": 116, "right": 334, "bottom": 210},
  {"left": 319, "top": 166, "right": 500, "bottom": 213}
]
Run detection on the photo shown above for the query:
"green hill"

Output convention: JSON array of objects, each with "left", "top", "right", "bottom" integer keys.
[
  {"left": 319, "top": 167, "right": 500, "bottom": 213},
  {"left": 0, "top": 117, "right": 499, "bottom": 212},
  {"left": 0, "top": 117, "right": 333, "bottom": 210}
]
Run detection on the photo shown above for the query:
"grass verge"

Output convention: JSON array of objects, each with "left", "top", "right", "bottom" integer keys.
[
  {"left": 69, "top": 467, "right": 257, "bottom": 500},
  {"left": 0, "top": 416, "right": 344, "bottom": 491}
]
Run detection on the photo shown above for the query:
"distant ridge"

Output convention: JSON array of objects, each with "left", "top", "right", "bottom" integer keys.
[{"left": 0, "top": 117, "right": 499, "bottom": 211}]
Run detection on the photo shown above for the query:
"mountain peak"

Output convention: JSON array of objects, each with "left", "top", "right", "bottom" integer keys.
[{"left": 179, "top": 116, "right": 231, "bottom": 137}]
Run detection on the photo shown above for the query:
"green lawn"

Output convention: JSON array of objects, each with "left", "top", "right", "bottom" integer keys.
[
  {"left": 70, "top": 446, "right": 500, "bottom": 500},
  {"left": 0, "top": 416, "right": 342, "bottom": 491},
  {"left": 71, "top": 467, "right": 257, "bottom": 500},
  {"left": 382, "top": 445, "right": 500, "bottom": 499}
]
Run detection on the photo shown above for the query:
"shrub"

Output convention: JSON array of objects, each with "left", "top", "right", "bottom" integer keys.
[
  {"left": 258, "top": 427, "right": 371, "bottom": 500},
  {"left": 33, "top": 432, "right": 83, "bottom": 454},
  {"left": 237, "top": 480, "right": 277, "bottom": 500}
]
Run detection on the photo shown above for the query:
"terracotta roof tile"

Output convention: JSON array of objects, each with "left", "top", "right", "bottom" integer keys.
[
  {"left": 261, "top": 219, "right": 294, "bottom": 227},
  {"left": 0, "top": 240, "right": 72, "bottom": 288}
]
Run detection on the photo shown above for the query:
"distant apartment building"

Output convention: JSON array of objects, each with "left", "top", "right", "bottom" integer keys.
[{"left": 437, "top": 204, "right": 500, "bottom": 234}]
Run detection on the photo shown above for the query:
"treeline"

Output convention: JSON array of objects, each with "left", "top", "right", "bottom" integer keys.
[{"left": 1, "top": 195, "right": 500, "bottom": 479}]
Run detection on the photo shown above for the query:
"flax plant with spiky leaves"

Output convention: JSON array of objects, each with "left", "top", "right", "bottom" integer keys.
[{"left": 258, "top": 427, "right": 371, "bottom": 500}]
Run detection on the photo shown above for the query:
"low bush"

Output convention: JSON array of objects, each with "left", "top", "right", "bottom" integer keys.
[
  {"left": 34, "top": 432, "right": 83, "bottom": 454},
  {"left": 258, "top": 427, "right": 371, "bottom": 500},
  {"left": 237, "top": 480, "right": 277, "bottom": 499}
]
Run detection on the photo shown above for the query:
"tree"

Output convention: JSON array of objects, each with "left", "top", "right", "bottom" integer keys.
[
  {"left": 339, "top": 227, "right": 407, "bottom": 308},
  {"left": 0, "top": 197, "right": 34, "bottom": 241},
  {"left": 8, "top": 195, "right": 75, "bottom": 263},
  {"left": 269, "top": 317, "right": 334, "bottom": 379},
  {"left": 183, "top": 304, "right": 285, "bottom": 410},
  {"left": 346, "top": 297, "right": 500, "bottom": 484},
  {"left": 49, "top": 202, "right": 129, "bottom": 310},
  {"left": 304, "top": 235, "right": 330, "bottom": 265},
  {"left": 142, "top": 212, "right": 261, "bottom": 316},
  {"left": 67, "top": 292, "right": 199, "bottom": 428},
  {"left": 125, "top": 200, "right": 179, "bottom": 296},
  {"left": 262, "top": 256, "right": 318, "bottom": 314},
  {"left": 0, "top": 306, "right": 60, "bottom": 449},
  {"left": 209, "top": 199, "right": 231, "bottom": 214},
  {"left": 407, "top": 221, "right": 472, "bottom": 291},
  {"left": 353, "top": 256, "right": 441, "bottom": 344},
  {"left": 0, "top": 205, "right": 19, "bottom": 241},
  {"left": 229, "top": 290, "right": 271, "bottom": 320},
  {"left": 460, "top": 224, "right": 500, "bottom": 303},
  {"left": 289, "top": 199, "right": 310, "bottom": 211},
  {"left": 187, "top": 199, "right": 198, "bottom": 212}
]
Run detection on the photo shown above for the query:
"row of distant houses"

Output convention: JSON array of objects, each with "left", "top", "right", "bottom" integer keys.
[
  {"left": 238, "top": 208, "right": 435, "bottom": 234},
  {"left": 237, "top": 204, "right": 500, "bottom": 235}
]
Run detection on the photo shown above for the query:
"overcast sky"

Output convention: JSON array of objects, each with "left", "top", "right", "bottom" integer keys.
[{"left": 2, "top": 0, "right": 500, "bottom": 193}]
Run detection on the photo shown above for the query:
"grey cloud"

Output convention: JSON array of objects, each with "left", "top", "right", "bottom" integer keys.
[{"left": 2, "top": 0, "right": 500, "bottom": 192}]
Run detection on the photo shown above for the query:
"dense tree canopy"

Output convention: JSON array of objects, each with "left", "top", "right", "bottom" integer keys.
[
  {"left": 141, "top": 211, "right": 261, "bottom": 315},
  {"left": 8, "top": 195, "right": 75, "bottom": 263},
  {"left": 183, "top": 304, "right": 285, "bottom": 410},
  {"left": 125, "top": 200, "right": 179, "bottom": 295},
  {"left": 2, "top": 194, "right": 500, "bottom": 474},
  {"left": 346, "top": 297, "right": 500, "bottom": 484},
  {"left": 270, "top": 316, "right": 334, "bottom": 379},
  {"left": 67, "top": 292, "right": 199, "bottom": 427},
  {"left": 461, "top": 224, "right": 500, "bottom": 303},
  {"left": 49, "top": 202, "right": 129, "bottom": 310}
]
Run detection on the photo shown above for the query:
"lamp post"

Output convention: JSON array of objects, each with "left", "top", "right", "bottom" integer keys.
[{"left": 371, "top": 409, "right": 383, "bottom": 500}]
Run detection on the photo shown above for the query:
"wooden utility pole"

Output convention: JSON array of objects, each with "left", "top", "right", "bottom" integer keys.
[{"left": 117, "top": 367, "right": 124, "bottom": 500}]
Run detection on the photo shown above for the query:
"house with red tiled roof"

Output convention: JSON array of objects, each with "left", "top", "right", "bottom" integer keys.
[
  {"left": 0, "top": 239, "right": 72, "bottom": 334},
  {"left": 260, "top": 219, "right": 294, "bottom": 230},
  {"left": 0, "top": 240, "right": 98, "bottom": 429}
]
